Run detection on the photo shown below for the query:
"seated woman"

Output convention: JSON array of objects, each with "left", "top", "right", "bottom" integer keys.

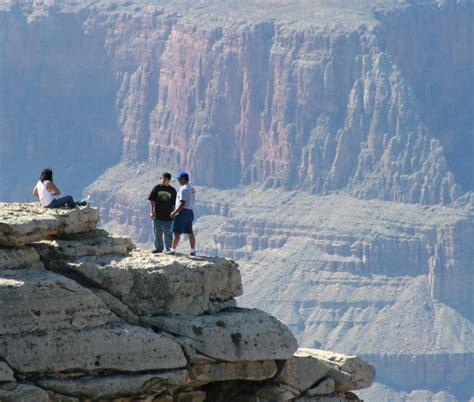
[{"left": 32, "top": 168, "right": 87, "bottom": 208}]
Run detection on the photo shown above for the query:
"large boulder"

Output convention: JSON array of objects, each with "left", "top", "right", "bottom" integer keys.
[
  {"left": 0, "top": 383, "right": 50, "bottom": 402},
  {"left": 34, "top": 229, "right": 134, "bottom": 259},
  {"left": 0, "top": 268, "right": 187, "bottom": 375},
  {"left": 37, "top": 370, "right": 190, "bottom": 400},
  {"left": 0, "top": 247, "right": 44, "bottom": 269},
  {"left": 275, "top": 354, "right": 330, "bottom": 393},
  {"left": 296, "top": 349, "right": 376, "bottom": 391},
  {"left": 0, "top": 203, "right": 99, "bottom": 247},
  {"left": 144, "top": 308, "right": 298, "bottom": 362},
  {"left": 0, "top": 268, "right": 115, "bottom": 335},
  {"left": 0, "top": 204, "right": 375, "bottom": 401},
  {"left": 190, "top": 360, "right": 278, "bottom": 384},
  {"left": 0, "top": 362, "right": 14, "bottom": 383},
  {"left": 2, "top": 324, "right": 187, "bottom": 374},
  {"left": 305, "top": 378, "right": 336, "bottom": 396},
  {"left": 39, "top": 247, "right": 242, "bottom": 316}
]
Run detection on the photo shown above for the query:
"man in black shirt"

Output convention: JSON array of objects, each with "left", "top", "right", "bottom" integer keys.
[{"left": 148, "top": 172, "right": 177, "bottom": 253}]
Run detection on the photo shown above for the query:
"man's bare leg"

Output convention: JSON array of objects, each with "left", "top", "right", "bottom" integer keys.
[
  {"left": 189, "top": 233, "right": 196, "bottom": 249},
  {"left": 172, "top": 233, "right": 181, "bottom": 250}
]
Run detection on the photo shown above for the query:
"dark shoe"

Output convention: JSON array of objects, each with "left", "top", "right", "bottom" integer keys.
[
  {"left": 76, "top": 200, "right": 88, "bottom": 207},
  {"left": 151, "top": 249, "right": 163, "bottom": 254},
  {"left": 190, "top": 250, "right": 197, "bottom": 256}
]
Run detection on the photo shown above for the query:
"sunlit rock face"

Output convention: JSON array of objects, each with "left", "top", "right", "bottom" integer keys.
[
  {"left": 86, "top": 166, "right": 474, "bottom": 401},
  {"left": 1, "top": 1, "right": 472, "bottom": 401},
  {"left": 0, "top": 204, "right": 374, "bottom": 401},
  {"left": 0, "top": 0, "right": 471, "bottom": 204},
  {"left": 376, "top": 1, "right": 474, "bottom": 192}
]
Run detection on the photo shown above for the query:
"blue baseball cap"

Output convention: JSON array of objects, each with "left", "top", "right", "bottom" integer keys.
[{"left": 177, "top": 171, "right": 189, "bottom": 180}]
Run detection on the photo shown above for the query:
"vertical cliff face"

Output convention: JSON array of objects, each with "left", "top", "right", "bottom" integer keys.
[
  {"left": 0, "top": 0, "right": 471, "bottom": 205},
  {"left": 86, "top": 167, "right": 474, "bottom": 400},
  {"left": 140, "top": 18, "right": 463, "bottom": 203},
  {"left": 0, "top": 5, "right": 122, "bottom": 199},
  {"left": 1, "top": 2, "right": 473, "bottom": 400},
  {"left": 377, "top": 1, "right": 474, "bottom": 192}
]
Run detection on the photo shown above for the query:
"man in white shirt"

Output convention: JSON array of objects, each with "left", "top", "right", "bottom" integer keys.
[{"left": 168, "top": 171, "right": 197, "bottom": 256}]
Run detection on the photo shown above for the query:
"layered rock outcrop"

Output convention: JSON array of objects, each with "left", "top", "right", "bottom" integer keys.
[
  {"left": 85, "top": 168, "right": 473, "bottom": 401},
  {"left": 1, "top": 1, "right": 472, "bottom": 401},
  {"left": 0, "top": 204, "right": 374, "bottom": 401}
]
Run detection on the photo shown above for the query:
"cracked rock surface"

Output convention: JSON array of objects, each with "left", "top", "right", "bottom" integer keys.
[{"left": 0, "top": 205, "right": 374, "bottom": 400}]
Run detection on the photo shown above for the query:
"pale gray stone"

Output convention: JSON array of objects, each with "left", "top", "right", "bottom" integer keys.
[
  {"left": 0, "top": 247, "right": 44, "bottom": 270},
  {"left": 176, "top": 391, "right": 206, "bottom": 402},
  {"left": 297, "top": 349, "right": 375, "bottom": 391},
  {"left": 190, "top": 360, "right": 277, "bottom": 383},
  {"left": 34, "top": 230, "right": 134, "bottom": 259},
  {"left": 256, "top": 384, "right": 300, "bottom": 401},
  {"left": 90, "top": 288, "right": 140, "bottom": 325},
  {"left": 144, "top": 308, "right": 297, "bottom": 362},
  {"left": 170, "top": 336, "right": 217, "bottom": 365},
  {"left": 38, "top": 370, "right": 189, "bottom": 399},
  {"left": 275, "top": 355, "right": 329, "bottom": 392},
  {"left": 305, "top": 378, "right": 336, "bottom": 396},
  {"left": 0, "top": 203, "right": 99, "bottom": 247},
  {"left": 0, "top": 269, "right": 116, "bottom": 336},
  {"left": 0, "top": 383, "right": 49, "bottom": 401},
  {"left": 1, "top": 324, "right": 187, "bottom": 373},
  {"left": 58, "top": 249, "right": 242, "bottom": 316},
  {"left": 0, "top": 362, "right": 14, "bottom": 383}
]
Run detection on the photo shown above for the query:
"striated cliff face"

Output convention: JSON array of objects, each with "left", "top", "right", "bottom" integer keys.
[
  {"left": 194, "top": 192, "right": 473, "bottom": 401},
  {"left": 85, "top": 162, "right": 473, "bottom": 401},
  {"left": 0, "top": 204, "right": 375, "bottom": 401},
  {"left": 0, "top": 3, "right": 122, "bottom": 200},
  {"left": 1, "top": 1, "right": 472, "bottom": 401},
  {"left": 377, "top": 1, "right": 474, "bottom": 192},
  {"left": 0, "top": 0, "right": 472, "bottom": 204}
]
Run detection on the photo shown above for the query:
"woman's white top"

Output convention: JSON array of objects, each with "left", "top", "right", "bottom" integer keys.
[{"left": 36, "top": 180, "right": 55, "bottom": 206}]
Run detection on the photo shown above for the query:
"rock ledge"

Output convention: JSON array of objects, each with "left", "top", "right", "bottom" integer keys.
[{"left": 0, "top": 205, "right": 374, "bottom": 401}]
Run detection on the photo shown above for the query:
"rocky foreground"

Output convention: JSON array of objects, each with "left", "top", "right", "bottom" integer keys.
[{"left": 0, "top": 203, "right": 374, "bottom": 401}]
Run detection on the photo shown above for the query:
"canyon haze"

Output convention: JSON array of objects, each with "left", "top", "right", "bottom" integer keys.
[{"left": 1, "top": 0, "right": 473, "bottom": 401}]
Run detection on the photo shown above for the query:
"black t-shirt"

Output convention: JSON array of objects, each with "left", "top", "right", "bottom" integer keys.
[{"left": 148, "top": 184, "right": 177, "bottom": 221}]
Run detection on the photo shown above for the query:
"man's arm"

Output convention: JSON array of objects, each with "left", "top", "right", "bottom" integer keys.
[
  {"left": 171, "top": 189, "right": 177, "bottom": 209},
  {"left": 150, "top": 201, "right": 156, "bottom": 219},
  {"left": 170, "top": 200, "right": 185, "bottom": 218},
  {"left": 32, "top": 186, "right": 38, "bottom": 197}
]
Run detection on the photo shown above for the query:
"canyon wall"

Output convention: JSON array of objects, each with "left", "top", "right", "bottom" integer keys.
[
  {"left": 0, "top": 3, "right": 122, "bottom": 199},
  {"left": 1, "top": 1, "right": 473, "bottom": 401},
  {"left": 87, "top": 168, "right": 473, "bottom": 401},
  {"left": 0, "top": 0, "right": 472, "bottom": 204},
  {"left": 0, "top": 203, "right": 376, "bottom": 401}
]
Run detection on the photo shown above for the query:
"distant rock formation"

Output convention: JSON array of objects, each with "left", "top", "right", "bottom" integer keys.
[
  {"left": 0, "top": 0, "right": 471, "bottom": 203},
  {"left": 0, "top": 203, "right": 375, "bottom": 401},
  {"left": 0, "top": 0, "right": 471, "bottom": 400},
  {"left": 85, "top": 164, "right": 473, "bottom": 401}
]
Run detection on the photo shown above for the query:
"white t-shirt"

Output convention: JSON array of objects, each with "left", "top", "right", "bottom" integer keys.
[
  {"left": 176, "top": 183, "right": 195, "bottom": 210},
  {"left": 36, "top": 180, "right": 55, "bottom": 207}
]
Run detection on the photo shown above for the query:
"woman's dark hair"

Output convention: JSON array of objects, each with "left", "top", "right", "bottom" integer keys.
[{"left": 40, "top": 168, "right": 53, "bottom": 182}]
